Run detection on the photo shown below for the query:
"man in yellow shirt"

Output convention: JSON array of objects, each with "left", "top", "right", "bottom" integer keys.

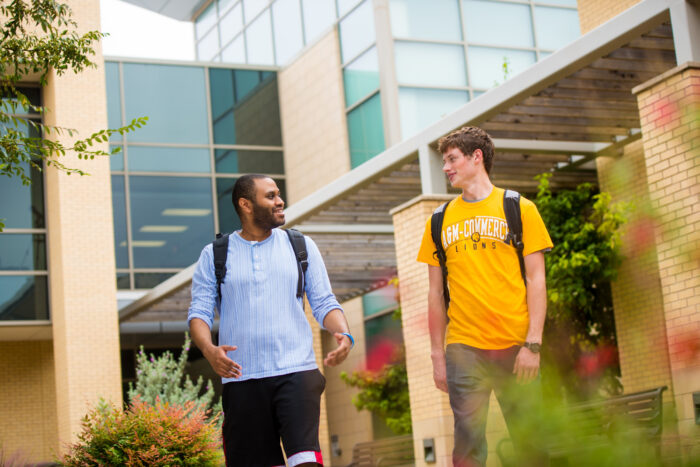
[{"left": 417, "top": 126, "right": 552, "bottom": 466}]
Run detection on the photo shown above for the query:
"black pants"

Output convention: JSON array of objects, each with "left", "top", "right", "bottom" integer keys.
[{"left": 222, "top": 369, "right": 326, "bottom": 466}]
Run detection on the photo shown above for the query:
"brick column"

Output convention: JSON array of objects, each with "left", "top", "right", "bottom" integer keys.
[
  {"left": 42, "top": 0, "right": 123, "bottom": 448},
  {"left": 596, "top": 141, "right": 673, "bottom": 395},
  {"left": 633, "top": 62, "right": 700, "bottom": 437},
  {"left": 391, "top": 195, "right": 510, "bottom": 465}
]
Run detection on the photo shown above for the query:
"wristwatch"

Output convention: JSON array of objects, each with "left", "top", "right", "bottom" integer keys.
[{"left": 523, "top": 342, "right": 541, "bottom": 353}]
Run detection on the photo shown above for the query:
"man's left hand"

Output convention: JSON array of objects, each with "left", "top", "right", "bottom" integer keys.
[
  {"left": 324, "top": 332, "right": 352, "bottom": 366},
  {"left": 513, "top": 346, "right": 540, "bottom": 384}
]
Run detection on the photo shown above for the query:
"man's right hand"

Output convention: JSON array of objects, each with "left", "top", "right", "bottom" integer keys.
[
  {"left": 432, "top": 352, "right": 448, "bottom": 393},
  {"left": 204, "top": 345, "right": 241, "bottom": 379}
]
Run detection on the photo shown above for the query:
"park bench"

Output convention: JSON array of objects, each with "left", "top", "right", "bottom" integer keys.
[
  {"left": 497, "top": 386, "right": 667, "bottom": 465},
  {"left": 348, "top": 434, "right": 415, "bottom": 466}
]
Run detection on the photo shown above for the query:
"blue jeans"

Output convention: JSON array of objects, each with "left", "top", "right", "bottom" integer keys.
[{"left": 446, "top": 343, "right": 548, "bottom": 467}]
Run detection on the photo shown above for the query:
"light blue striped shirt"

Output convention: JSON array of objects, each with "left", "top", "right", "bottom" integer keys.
[{"left": 187, "top": 229, "right": 342, "bottom": 383}]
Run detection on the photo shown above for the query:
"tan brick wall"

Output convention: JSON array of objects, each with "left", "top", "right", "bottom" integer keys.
[
  {"left": 392, "top": 196, "right": 509, "bottom": 466},
  {"left": 634, "top": 64, "right": 700, "bottom": 438},
  {"left": 576, "top": 0, "right": 642, "bottom": 34},
  {"left": 42, "top": 0, "right": 123, "bottom": 449},
  {"left": 0, "top": 342, "right": 57, "bottom": 462},
  {"left": 322, "top": 296, "right": 373, "bottom": 466},
  {"left": 278, "top": 28, "right": 350, "bottom": 204},
  {"left": 596, "top": 141, "right": 674, "bottom": 395}
]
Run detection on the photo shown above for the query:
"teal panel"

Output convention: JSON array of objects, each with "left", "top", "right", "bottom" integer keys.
[
  {"left": 343, "top": 47, "right": 379, "bottom": 107},
  {"left": 362, "top": 284, "right": 399, "bottom": 318},
  {"left": 347, "top": 93, "right": 385, "bottom": 168}
]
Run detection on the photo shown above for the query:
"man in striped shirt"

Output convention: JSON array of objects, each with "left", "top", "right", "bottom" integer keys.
[{"left": 188, "top": 174, "right": 352, "bottom": 467}]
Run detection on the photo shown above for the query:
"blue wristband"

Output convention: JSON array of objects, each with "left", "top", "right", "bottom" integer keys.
[{"left": 341, "top": 332, "right": 355, "bottom": 348}]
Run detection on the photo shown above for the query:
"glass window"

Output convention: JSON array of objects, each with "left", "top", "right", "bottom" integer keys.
[
  {"left": 210, "top": 69, "right": 282, "bottom": 146},
  {"left": 216, "top": 177, "right": 240, "bottom": 234},
  {"left": 195, "top": 1, "right": 217, "bottom": 39},
  {"left": 215, "top": 149, "right": 284, "bottom": 174},
  {"left": 302, "top": 0, "right": 336, "bottom": 43},
  {"left": 116, "top": 272, "right": 130, "bottom": 290},
  {"left": 110, "top": 145, "right": 124, "bottom": 171},
  {"left": 536, "top": 0, "right": 577, "bottom": 6},
  {"left": 390, "top": 0, "right": 461, "bottom": 41},
  {"left": 134, "top": 273, "right": 176, "bottom": 289},
  {"left": 337, "top": 0, "right": 362, "bottom": 17},
  {"left": 246, "top": 10, "right": 275, "bottom": 65},
  {"left": 129, "top": 176, "right": 214, "bottom": 268},
  {"left": 0, "top": 276, "right": 48, "bottom": 321},
  {"left": 112, "top": 175, "right": 129, "bottom": 269},
  {"left": 399, "top": 87, "right": 468, "bottom": 139},
  {"left": 128, "top": 147, "right": 211, "bottom": 173},
  {"left": 339, "top": 0, "right": 374, "bottom": 63},
  {"left": 1, "top": 86, "right": 40, "bottom": 115},
  {"left": 395, "top": 42, "right": 467, "bottom": 87},
  {"left": 347, "top": 93, "right": 385, "bottom": 168},
  {"left": 243, "top": 0, "right": 268, "bottom": 22},
  {"left": 197, "top": 27, "right": 220, "bottom": 61},
  {"left": 123, "top": 63, "right": 209, "bottom": 144},
  {"left": 534, "top": 6, "right": 580, "bottom": 50},
  {"left": 467, "top": 47, "right": 535, "bottom": 89},
  {"left": 105, "top": 61, "right": 122, "bottom": 143},
  {"left": 218, "top": 0, "right": 237, "bottom": 15},
  {"left": 0, "top": 234, "right": 46, "bottom": 270},
  {"left": 0, "top": 161, "right": 45, "bottom": 229},
  {"left": 462, "top": 0, "right": 534, "bottom": 48},
  {"left": 272, "top": 0, "right": 304, "bottom": 65},
  {"left": 222, "top": 34, "right": 246, "bottom": 62},
  {"left": 220, "top": 2, "right": 244, "bottom": 45},
  {"left": 343, "top": 47, "right": 379, "bottom": 108}
]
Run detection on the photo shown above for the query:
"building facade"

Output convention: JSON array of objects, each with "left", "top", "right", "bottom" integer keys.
[{"left": 1, "top": 0, "right": 698, "bottom": 465}]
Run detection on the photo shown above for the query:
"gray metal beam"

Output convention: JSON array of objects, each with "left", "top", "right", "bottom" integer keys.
[
  {"left": 294, "top": 224, "right": 394, "bottom": 234},
  {"left": 418, "top": 144, "right": 448, "bottom": 195},
  {"left": 670, "top": 0, "right": 700, "bottom": 63}
]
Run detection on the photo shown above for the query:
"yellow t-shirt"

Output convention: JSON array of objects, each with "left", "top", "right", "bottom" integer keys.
[{"left": 416, "top": 187, "right": 553, "bottom": 350}]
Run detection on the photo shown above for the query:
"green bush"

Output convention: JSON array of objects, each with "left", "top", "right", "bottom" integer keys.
[
  {"left": 534, "top": 173, "right": 627, "bottom": 399},
  {"left": 341, "top": 358, "right": 412, "bottom": 435},
  {"left": 59, "top": 398, "right": 222, "bottom": 466},
  {"left": 128, "top": 333, "right": 222, "bottom": 423}
]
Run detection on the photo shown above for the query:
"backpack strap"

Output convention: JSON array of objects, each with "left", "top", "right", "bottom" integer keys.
[
  {"left": 503, "top": 189, "right": 527, "bottom": 286},
  {"left": 212, "top": 233, "right": 230, "bottom": 304},
  {"left": 285, "top": 228, "right": 308, "bottom": 299},
  {"left": 431, "top": 202, "right": 451, "bottom": 310}
]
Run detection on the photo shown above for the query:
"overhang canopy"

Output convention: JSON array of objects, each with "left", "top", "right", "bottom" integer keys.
[
  {"left": 120, "top": 0, "right": 684, "bottom": 323},
  {"left": 121, "top": 0, "right": 208, "bottom": 21}
]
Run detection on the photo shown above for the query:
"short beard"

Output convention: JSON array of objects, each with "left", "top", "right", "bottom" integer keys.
[{"left": 252, "top": 202, "right": 284, "bottom": 230}]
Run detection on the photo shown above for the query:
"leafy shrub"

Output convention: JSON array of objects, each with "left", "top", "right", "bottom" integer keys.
[
  {"left": 341, "top": 358, "right": 412, "bottom": 435},
  {"left": 534, "top": 173, "right": 627, "bottom": 399},
  {"left": 128, "top": 333, "right": 222, "bottom": 422},
  {"left": 59, "top": 397, "right": 222, "bottom": 466}
]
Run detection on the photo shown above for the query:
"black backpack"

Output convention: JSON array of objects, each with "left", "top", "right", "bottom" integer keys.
[
  {"left": 212, "top": 229, "right": 309, "bottom": 304},
  {"left": 431, "top": 189, "right": 526, "bottom": 309}
]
